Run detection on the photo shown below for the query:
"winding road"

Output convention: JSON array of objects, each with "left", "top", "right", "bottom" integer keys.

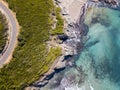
[{"left": 0, "top": 2, "right": 18, "bottom": 67}]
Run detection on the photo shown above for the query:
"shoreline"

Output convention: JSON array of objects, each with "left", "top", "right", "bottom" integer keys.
[
  {"left": 27, "top": 0, "right": 87, "bottom": 89},
  {"left": 27, "top": 0, "right": 120, "bottom": 89}
]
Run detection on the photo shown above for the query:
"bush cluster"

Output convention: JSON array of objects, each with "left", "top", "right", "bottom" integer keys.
[{"left": 0, "top": 0, "right": 62, "bottom": 89}]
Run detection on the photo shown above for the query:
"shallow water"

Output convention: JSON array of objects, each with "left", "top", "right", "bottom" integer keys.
[{"left": 41, "top": 5, "right": 120, "bottom": 90}]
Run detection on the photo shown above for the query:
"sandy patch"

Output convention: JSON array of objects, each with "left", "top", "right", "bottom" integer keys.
[
  {"left": 58, "top": 0, "right": 87, "bottom": 22},
  {"left": 69, "top": 0, "right": 86, "bottom": 21}
]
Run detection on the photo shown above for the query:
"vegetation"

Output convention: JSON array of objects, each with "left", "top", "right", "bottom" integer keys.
[
  {"left": 50, "top": 7, "right": 64, "bottom": 35},
  {"left": 0, "top": 13, "right": 8, "bottom": 52},
  {"left": 46, "top": 47, "right": 61, "bottom": 65},
  {"left": 0, "top": 0, "right": 63, "bottom": 89}
]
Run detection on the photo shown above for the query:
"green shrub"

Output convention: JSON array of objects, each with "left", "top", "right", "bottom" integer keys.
[
  {"left": 50, "top": 7, "right": 64, "bottom": 35},
  {"left": 0, "top": 14, "right": 8, "bottom": 51},
  {"left": 0, "top": 0, "right": 62, "bottom": 89}
]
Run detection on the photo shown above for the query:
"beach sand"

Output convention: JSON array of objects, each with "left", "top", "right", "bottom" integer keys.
[{"left": 59, "top": 0, "right": 87, "bottom": 22}]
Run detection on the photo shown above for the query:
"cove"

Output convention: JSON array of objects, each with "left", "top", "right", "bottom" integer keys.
[{"left": 41, "top": 4, "right": 120, "bottom": 90}]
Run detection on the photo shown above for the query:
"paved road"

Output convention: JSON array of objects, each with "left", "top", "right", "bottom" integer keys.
[{"left": 0, "top": 2, "right": 18, "bottom": 67}]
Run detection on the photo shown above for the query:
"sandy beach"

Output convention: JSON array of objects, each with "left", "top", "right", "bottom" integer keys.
[{"left": 58, "top": 0, "right": 87, "bottom": 22}]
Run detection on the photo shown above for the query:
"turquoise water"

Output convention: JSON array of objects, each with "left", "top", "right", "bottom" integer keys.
[{"left": 41, "top": 6, "right": 120, "bottom": 90}]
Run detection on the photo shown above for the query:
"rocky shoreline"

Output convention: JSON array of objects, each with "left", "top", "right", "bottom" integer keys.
[
  {"left": 26, "top": 0, "right": 87, "bottom": 89},
  {"left": 27, "top": 0, "right": 119, "bottom": 89}
]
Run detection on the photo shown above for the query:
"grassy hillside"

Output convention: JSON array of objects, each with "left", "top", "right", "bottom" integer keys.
[
  {"left": 0, "top": 0, "right": 63, "bottom": 89},
  {"left": 0, "top": 13, "right": 8, "bottom": 52},
  {"left": 50, "top": 7, "right": 64, "bottom": 35}
]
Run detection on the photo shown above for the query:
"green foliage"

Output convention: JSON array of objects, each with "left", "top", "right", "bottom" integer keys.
[
  {"left": 50, "top": 7, "right": 64, "bottom": 35},
  {"left": 0, "top": 0, "right": 62, "bottom": 89},
  {"left": 0, "top": 14, "right": 7, "bottom": 52},
  {"left": 46, "top": 47, "right": 62, "bottom": 65}
]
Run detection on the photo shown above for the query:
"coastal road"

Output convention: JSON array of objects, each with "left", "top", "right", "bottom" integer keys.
[{"left": 0, "top": 2, "right": 18, "bottom": 67}]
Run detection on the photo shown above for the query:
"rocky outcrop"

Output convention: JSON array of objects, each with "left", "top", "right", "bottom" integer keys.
[
  {"left": 99, "top": 0, "right": 118, "bottom": 5},
  {"left": 92, "top": 0, "right": 119, "bottom": 8},
  {"left": 58, "top": 34, "right": 68, "bottom": 41},
  {"left": 27, "top": 0, "right": 120, "bottom": 89},
  {"left": 27, "top": 0, "right": 87, "bottom": 89}
]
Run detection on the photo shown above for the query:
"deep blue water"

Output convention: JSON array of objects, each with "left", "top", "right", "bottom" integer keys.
[{"left": 41, "top": 5, "right": 120, "bottom": 90}]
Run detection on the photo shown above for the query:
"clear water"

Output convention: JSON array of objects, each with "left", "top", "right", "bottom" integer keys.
[{"left": 41, "top": 6, "right": 120, "bottom": 90}]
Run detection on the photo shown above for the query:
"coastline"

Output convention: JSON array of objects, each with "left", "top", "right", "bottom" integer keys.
[
  {"left": 27, "top": 0, "right": 120, "bottom": 89},
  {"left": 27, "top": 0, "right": 87, "bottom": 89}
]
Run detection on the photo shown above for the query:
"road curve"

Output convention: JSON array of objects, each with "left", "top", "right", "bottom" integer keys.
[{"left": 0, "top": 2, "right": 18, "bottom": 67}]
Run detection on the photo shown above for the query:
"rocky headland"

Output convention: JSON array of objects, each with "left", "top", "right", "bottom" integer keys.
[{"left": 27, "top": 0, "right": 119, "bottom": 89}]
